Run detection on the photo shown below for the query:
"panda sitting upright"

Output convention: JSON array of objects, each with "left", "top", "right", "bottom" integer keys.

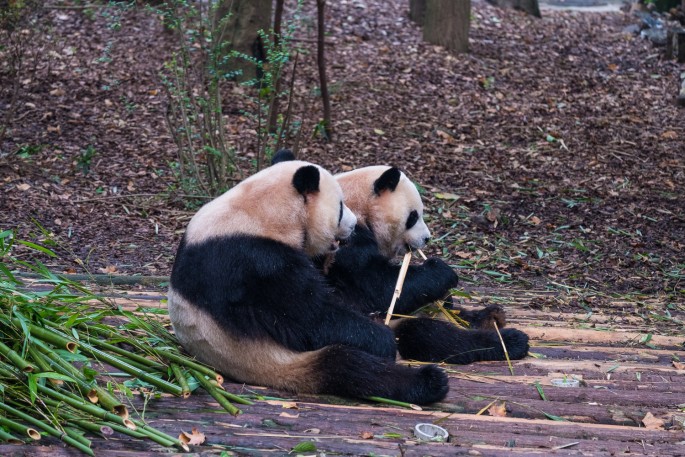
[
  {"left": 168, "top": 158, "right": 449, "bottom": 405},
  {"left": 315, "top": 160, "right": 530, "bottom": 364}
]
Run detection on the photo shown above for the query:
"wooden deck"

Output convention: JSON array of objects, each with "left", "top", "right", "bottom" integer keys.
[{"left": 2, "top": 286, "right": 684, "bottom": 456}]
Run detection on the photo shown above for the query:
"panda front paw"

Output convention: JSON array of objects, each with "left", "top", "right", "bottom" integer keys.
[
  {"left": 423, "top": 257, "right": 459, "bottom": 290},
  {"left": 454, "top": 304, "right": 507, "bottom": 330}
]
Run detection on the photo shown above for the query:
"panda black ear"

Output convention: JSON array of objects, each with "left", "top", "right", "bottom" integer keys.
[
  {"left": 272, "top": 149, "right": 296, "bottom": 165},
  {"left": 373, "top": 167, "right": 401, "bottom": 195},
  {"left": 292, "top": 165, "right": 320, "bottom": 196}
]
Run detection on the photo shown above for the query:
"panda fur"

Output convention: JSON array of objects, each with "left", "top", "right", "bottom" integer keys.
[
  {"left": 328, "top": 165, "right": 530, "bottom": 364},
  {"left": 168, "top": 158, "right": 449, "bottom": 404}
]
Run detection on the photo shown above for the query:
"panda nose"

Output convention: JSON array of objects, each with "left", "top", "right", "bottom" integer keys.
[{"left": 424, "top": 237, "right": 430, "bottom": 245}]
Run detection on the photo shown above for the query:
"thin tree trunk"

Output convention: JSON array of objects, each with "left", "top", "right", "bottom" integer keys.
[
  {"left": 316, "top": 0, "right": 333, "bottom": 141},
  {"left": 423, "top": 0, "right": 470, "bottom": 54},
  {"left": 409, "top": 0, "right": 426, "bottom": 25},
  {"left": 267, "top": 0, "right": 285, "bottom": 135}
]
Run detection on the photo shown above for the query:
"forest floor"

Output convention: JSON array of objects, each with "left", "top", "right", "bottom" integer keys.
[{"left": 2, "top": 0, "right": 684, "bottom": 308}]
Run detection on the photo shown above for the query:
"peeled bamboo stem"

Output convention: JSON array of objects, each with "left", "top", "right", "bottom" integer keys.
[{"left": 384, "top": 251, "right": 413, "bottom": 325}]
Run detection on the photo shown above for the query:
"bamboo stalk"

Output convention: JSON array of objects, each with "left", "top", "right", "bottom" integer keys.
[
  {"left": 170, "top": 363, "right": 191, "bottom": 398},
  {"left": 367, "top": 396, "right": 422, "bottom": 411},
  {"left": 0, "top": 339, "right": 34, "bottom": 372},
  {"left": 70, "top": 420, "right": 114, "bottom": 437},
  {"left": 17, "top": 321, "right": 78, "bottom": 352},
  {"left": 0, "top": 402, "right": 94, "bottom": 456},
  {"left": 384, "top": 251, "right": 413, "bottom": 325},
  {"left": 35, "top": 384, "right": 137, "bottom": 430},
  {"left": 155, "top": 348, "right": 224, "bottom": 384},
  {"left": 130, "top": 419, "right": 189, "bottom": 451},
  {"left": 96, "top": 421, "right": 147, "bottom": 439},
  {"left": 76, "top": 341, "right": 183, "bottom": 396},
  {"left": 0, "top": 427, "right": 23, "bottom": 444},
  {"left": 417, "top": 249, "right": 428, "bottom": 260},
  {"left": 0, "top": 415, "right": 41, "bottom": 441},
  {"left": 26, "top": 347, "right": 63, "bottom": 386},
  {"left": 63, "top": 426, "right": 92, "bottom": 448},
  {"left": 190, "top": 369, "right": 240, "bottom": 415},
  {"left": 35, "top": 346, "right": 101, "bottom": 403},
  {"left": 83, "top": 335, "right": 166, "bottom": 371},
  {"left": 493, "top": 321, "right": 514, "bottom": 376},
  {"left": 215, "top": 386, "right": 255, "bottom": 406}
]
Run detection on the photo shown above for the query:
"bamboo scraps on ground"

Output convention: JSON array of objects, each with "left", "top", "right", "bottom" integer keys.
[{"left": 384, "top": 251, "right": 413, "bottom": 325}]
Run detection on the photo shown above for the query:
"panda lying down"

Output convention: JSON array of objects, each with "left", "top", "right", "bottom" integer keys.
[{"left": 168, "top": 154, "right": 528, "bottom": 405}]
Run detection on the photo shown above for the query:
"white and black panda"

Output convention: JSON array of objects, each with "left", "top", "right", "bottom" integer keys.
[
  {"left": 167, "top": 157, "right": 449, "bottom": 405},
  {"left": 325, "top": 165, "right": 530, "bottom": 364}
]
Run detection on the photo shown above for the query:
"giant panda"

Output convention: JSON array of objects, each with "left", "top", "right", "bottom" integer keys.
[
  {"left": 327, "top": 165, "right": 530, "bottom": 364},
  {"left": 167, "top": 159, "right": 449, "bottom": 405}
]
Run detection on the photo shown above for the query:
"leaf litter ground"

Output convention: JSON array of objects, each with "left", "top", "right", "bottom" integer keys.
[{"left": 0, "top": 2, "right": 683, "bottom": 320}]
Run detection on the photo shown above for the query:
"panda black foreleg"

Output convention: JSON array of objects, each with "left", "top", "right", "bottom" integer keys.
[
  {"left": 313, "top": 345, "right": 449, "bottom": 405},
  {"left": 394, "top": 318, "right": 529, "bottom": 364}
]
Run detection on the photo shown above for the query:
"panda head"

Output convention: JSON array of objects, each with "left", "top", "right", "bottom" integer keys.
[
  {"left": 185, "top": 159, "right": 357, "bottom": 258},
  {"left": 336, "top": 166, "right": 431, "bottom": 258}
]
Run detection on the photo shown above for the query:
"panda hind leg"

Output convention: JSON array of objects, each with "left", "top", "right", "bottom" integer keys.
[
  {"left": 313, "top": 345, "right": 448, "bottom": 405},
  {"left": 394, "top": 318, "right": 529, "bottom": 365}
]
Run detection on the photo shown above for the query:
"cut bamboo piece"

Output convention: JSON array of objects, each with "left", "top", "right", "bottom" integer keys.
[{"left": 385, "top": 251, "right": 413, "bottom": 326}]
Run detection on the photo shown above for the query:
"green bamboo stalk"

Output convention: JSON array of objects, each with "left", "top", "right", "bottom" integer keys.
[
  {"left": 95, "top": 421, "right": 147, "bottom": 439},
  {"left": 367, "top": 396, "right": 422, "bottom": 410},
  {"left": 76, "top": 341, "right": 183, "bottom": 396},
  {"left": 34, "top": 346, "right": 100, "bottom": 402},
  {"left": 63, "top": 426, "right": 92, "bottom": 448},
  {"left": 0, "top": 415, "right": 41, "bottom": 441},
  {"left": 156, "top": 348, "right": 223, "bottom": 382},
  {"left": 16, "top": 320, "right": 78, "bottom": 352},
  {"left": 0, "top": 427, "right": 24, "bottom": 444},
  {"left": 190, "top": 369, "right": 240, "bottom": 415},
  {"left": 82, "top": 336, "right": 166, "bottom": 371},
  {"left": 40, "top": 344, "right": 129, "bottom": 417},
  {"left": 26, "top": 347, "right": 63, "bottom": 386},
  {"left": 0, "top": 339, "right": 34, "bottom": 372},
  {"left": 0, "top": 401, "right": 94, "bottom": 456},
  {"left": 170, "top": 363, "right": 191, "bottom": 398},
  {"left": 69, "top": 420, "right": 114, "bottom": 438},
  {"left": 35, "top": 384, "right": 136, "bottom": 430},
  {"left": 215, "top": 386, "right": 254, "bottom": 406},
  {"left": 130, "top": 419, "right": 185, "bottom": 449}
]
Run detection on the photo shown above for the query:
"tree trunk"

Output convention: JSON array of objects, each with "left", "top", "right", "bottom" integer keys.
[
  {"left": 409, "top": 0, "right": 426, "bottom": 26},
  {"left": 215, "top": 0, "right": 272, "bottom": 82},
  {"left": 316, "top": 0, "right": 333, "bottom": 141},
  {"left": 423, "top": 0, "right": 470, "bottom": 54}
]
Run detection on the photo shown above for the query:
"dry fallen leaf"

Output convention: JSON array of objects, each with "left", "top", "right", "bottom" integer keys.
[
  {"left": 434, "top": 192, "right": 460, "bottom": 200},
  {"left": 530, "top": 215, "right": 542, "bottom": 225},
  {"left": 673, "top": 361, "right": 685, "bottom": 370},
  {"left": 660, "top": 130, "right": 677, "bottom": 140},
  {"left": 265, "top": 400, "right": 298, "bottom": 409},
  {"left": 360, "top": 431, "right": 374, "bottom": 439},
  {"left": 279, "top": 412, "right": 299, "bottom": 418},
  {"left": 486, "top": 208, "right": 500, "bottom": 222},
  {"left": 455, "top": 251, "right": 473, "bottom": 259},
  {"left": 16, "top": 183, "right": 31, "bottom": 191},
  {"left": 99, "top": 265, "right": 118, "bottom": 274},
  {"left": 642, "top": 412, "right": 665, "bottom": 430},
  {"left": 487, "top": 401, "right": 507, "bottom": 417},
  {"left": 179, "top": 427, "right": 206, "bottom": 445}
]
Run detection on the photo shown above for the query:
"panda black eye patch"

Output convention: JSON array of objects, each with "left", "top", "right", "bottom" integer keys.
[
  {"left": 406, "top": 210, "right": 419, "bottom": 229},
  {"left": 338, "top": 201, "right": 343, "bottom": 224}
]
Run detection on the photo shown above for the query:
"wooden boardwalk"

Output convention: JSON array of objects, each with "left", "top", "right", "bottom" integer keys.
[{"left": 2, "top": 286, "right": 684, "bottom": 456}]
